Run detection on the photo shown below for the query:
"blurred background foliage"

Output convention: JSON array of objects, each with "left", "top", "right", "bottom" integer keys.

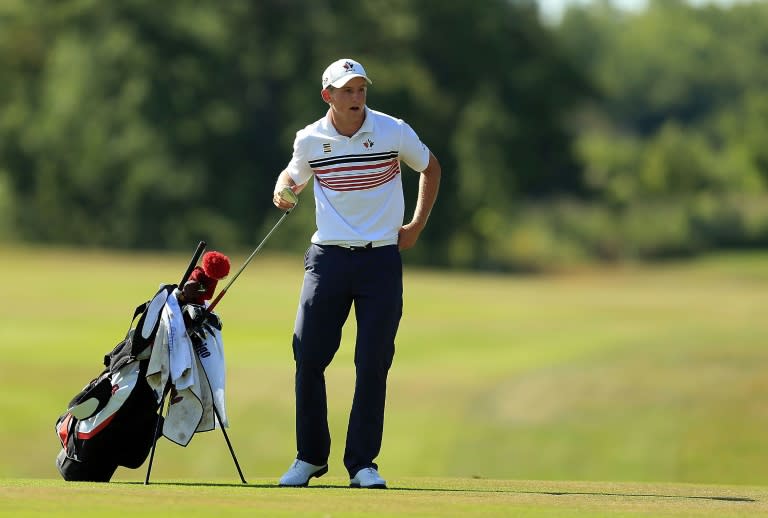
[{"left": 1, "top": 0, "right": 766, "bottom": 270}]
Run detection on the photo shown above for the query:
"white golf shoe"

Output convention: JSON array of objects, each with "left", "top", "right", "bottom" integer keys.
[
  {"left": 350, "top": 467, "right": 387, "bottom": 489},
  {"left": 278, "top": 459, "right": 328, "bottom": 487}
]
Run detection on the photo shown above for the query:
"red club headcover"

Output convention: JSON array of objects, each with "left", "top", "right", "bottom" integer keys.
[
  {"left": 184, "top": 251, "right": 231, "bottom": 303},
  {"left": 202, "top": 251, "right": 231, "bottom": 280}
]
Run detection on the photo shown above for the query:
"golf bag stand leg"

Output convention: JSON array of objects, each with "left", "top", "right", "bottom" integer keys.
[
  {"left": 144, "top": 383, "right": 170, "bottom": 485},
  {"left": 210, "top": 401, "right": 247, "bottom": 484}
]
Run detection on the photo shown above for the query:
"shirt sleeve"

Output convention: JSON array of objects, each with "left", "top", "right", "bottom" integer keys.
[
  {"left": 285, "top": 130, "right": 315, "bottom": 185},
  {"left": 398, "top": 121, "right": 431, "bottom": 173}
]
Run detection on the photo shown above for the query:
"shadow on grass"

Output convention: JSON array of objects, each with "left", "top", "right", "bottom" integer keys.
[
  {"left": 120, "top": 481, "right": 274, "bottom": 489},
  {"left": 508, "top": 490, "right": 755, "bottom": 503},
  {"left": 361, "top": 487, "right": 756, "bottom": 503},
  {"left": 117, "top": 481, "right": 755, "bottom": 502}
]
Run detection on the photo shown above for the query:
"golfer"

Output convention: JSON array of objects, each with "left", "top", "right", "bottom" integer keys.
[{"left": 272, "top": 58, "right": 441, "bottom": 489}]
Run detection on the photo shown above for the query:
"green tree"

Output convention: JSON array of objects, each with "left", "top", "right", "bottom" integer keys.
[{"left": 1, "top": 0, "right": 591, "bottom": 270}]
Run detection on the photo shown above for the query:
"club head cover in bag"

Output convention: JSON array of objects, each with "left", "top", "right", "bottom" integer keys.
[{"left": 182, "top": 251, "right": 231, "bottom": 305}]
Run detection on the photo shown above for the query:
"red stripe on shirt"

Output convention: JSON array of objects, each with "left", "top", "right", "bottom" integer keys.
[
  {"left": 314, "top": 158, "right": 397, "bottom": 175},
  {"left": 321, "top": 163, "right": 397, "bottom": 186},
  {"left": 318, "top": 163, "right": 400, "bottom": 191}
]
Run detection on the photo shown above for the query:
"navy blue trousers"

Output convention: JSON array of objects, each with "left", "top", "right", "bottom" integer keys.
[{"left": 292, "top": 244, "right": 402, "bottom": 477}]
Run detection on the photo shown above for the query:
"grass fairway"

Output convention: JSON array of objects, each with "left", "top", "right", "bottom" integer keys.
[
  {"left": 1, "top": 478, "right": 766, "bottom": 517},
  {"left": 1, "top": 244, "right": 767, "bottom": 515}
]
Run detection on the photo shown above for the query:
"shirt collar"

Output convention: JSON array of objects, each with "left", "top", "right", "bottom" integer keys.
[
  {"left": 323, "top": 106, "right": 374, "bottom": 138},
  {"left": 357, "top": 106, "right": 374, "bottom": 135}
]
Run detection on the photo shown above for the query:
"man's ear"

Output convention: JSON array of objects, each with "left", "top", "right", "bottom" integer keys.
[{"left": 321, "top": 88, "right": 331, "bottom": 103}]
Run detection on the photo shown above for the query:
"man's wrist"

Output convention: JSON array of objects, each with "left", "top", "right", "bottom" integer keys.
[{"left": 407, "top": 220, "right": 426, "bottom": 231}]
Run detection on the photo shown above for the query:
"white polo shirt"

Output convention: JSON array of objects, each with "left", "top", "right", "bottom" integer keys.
[{"left": 285, "top": 107, "right": 431, "bottom": 246}]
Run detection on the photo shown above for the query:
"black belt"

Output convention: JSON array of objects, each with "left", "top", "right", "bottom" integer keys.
[
  {"left": 346, "top": 242, "right": 373, "bottom": 251},
  {"left": 321, "top": 242, "right": 395, "bottom": 251}
]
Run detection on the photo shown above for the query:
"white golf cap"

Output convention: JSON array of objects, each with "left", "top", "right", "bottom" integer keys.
[{"left": 321, "top": 58, "right": 372, "bottom": 89}]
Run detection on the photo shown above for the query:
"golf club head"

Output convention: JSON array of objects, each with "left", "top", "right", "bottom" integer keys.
[{"left": 279, "top": 186, "right": 299, "bottom": 206}]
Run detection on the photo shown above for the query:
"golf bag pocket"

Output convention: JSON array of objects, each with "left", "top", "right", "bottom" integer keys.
[
  {"left": 66, "top": 372, "right": 112, "bottom": 420},
  {"left": 55, "top": 358, "right": 161, "bottom": 481}
]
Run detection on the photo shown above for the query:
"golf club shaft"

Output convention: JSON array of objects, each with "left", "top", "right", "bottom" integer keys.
[
  {"left": 180, "top": 240, "right": 207, "bottom": 286},
  {"left": 206, "top": 209, "right": 293, "bottom": 312}
]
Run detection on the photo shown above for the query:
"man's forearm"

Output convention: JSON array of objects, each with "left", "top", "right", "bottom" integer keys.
[
  {"left": 410, "top": 153, "right": 441, "bottom": 229},
  {"left": 274, "top": 170, "right": 295, "bottom": 192}
]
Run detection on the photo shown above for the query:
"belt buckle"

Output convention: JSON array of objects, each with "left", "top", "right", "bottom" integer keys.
[{"left": 348, "top": 242, "right": 373, "bottom": 251}]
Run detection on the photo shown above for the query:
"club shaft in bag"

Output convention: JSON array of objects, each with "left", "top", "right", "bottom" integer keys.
[
  {"left": 180, "top": 240, "right": 207, "bottom": 286},
  {"left": 207, "top": 207, "right": 294, "bottom": 312},
  {"left": 145, "top": 241, "right": 207, "bottom": 485}
]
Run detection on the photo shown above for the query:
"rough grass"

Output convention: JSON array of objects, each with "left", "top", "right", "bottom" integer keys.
[{"left": 1, "top": 244, "right": 767, "bottom": 491}]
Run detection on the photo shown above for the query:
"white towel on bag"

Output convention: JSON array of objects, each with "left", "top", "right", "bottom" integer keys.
[{"left": 146, "top": 291, "right": 227, "bottom": 446}]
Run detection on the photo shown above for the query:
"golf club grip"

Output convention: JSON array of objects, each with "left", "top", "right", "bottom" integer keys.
[{"left": 180, "top": 240, "right": 207, "bottom": 287}]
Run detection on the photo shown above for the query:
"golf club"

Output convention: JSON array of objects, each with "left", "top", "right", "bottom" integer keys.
[
  {"left": 186, "top": 190, "right": 299, "bottom": 483},
  {"left": 206, "top": 186, "right": 299, "bottom": 312}
]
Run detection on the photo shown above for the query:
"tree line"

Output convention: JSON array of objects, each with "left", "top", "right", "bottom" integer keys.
[{"left": 1, "top": 0, "right": 766, "bottom": 270}]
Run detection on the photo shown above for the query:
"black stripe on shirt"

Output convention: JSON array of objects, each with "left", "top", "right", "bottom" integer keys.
[{"left": 309, "top": 151, "right": 398, "bottom": 168}]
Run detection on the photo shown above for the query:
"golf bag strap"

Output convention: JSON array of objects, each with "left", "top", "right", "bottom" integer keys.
[
  {"left": 107, "top": 297, "right": 160, "bottom": 369},
  {"left": 123, "top": 290, "right": 167, "bottom": 338},
  {"left": 113, "top": 301, "right": 150, "bottom": 357},
  {"left": 131, "top": 302, "right": 149, "bottom": 328}
]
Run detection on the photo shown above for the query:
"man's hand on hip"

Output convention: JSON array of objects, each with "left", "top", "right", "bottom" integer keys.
[{"left": 398, "top": 222, "right": 423, "bottom": 251}]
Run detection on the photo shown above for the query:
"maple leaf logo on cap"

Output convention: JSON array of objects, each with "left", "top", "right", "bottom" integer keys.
[{"left": 322, "top": 58, "right": 372, "bottom": 89}]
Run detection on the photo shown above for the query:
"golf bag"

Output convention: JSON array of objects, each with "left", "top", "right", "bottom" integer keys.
[
  {"left": 55, "top": 280, "right": 228, "bottom": 482},
  {"left": 54, "top": 285, "right": 176, "bottom": 482},
  {"left": 54, "top": 242, "right": 249, "bottom": 484}
]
